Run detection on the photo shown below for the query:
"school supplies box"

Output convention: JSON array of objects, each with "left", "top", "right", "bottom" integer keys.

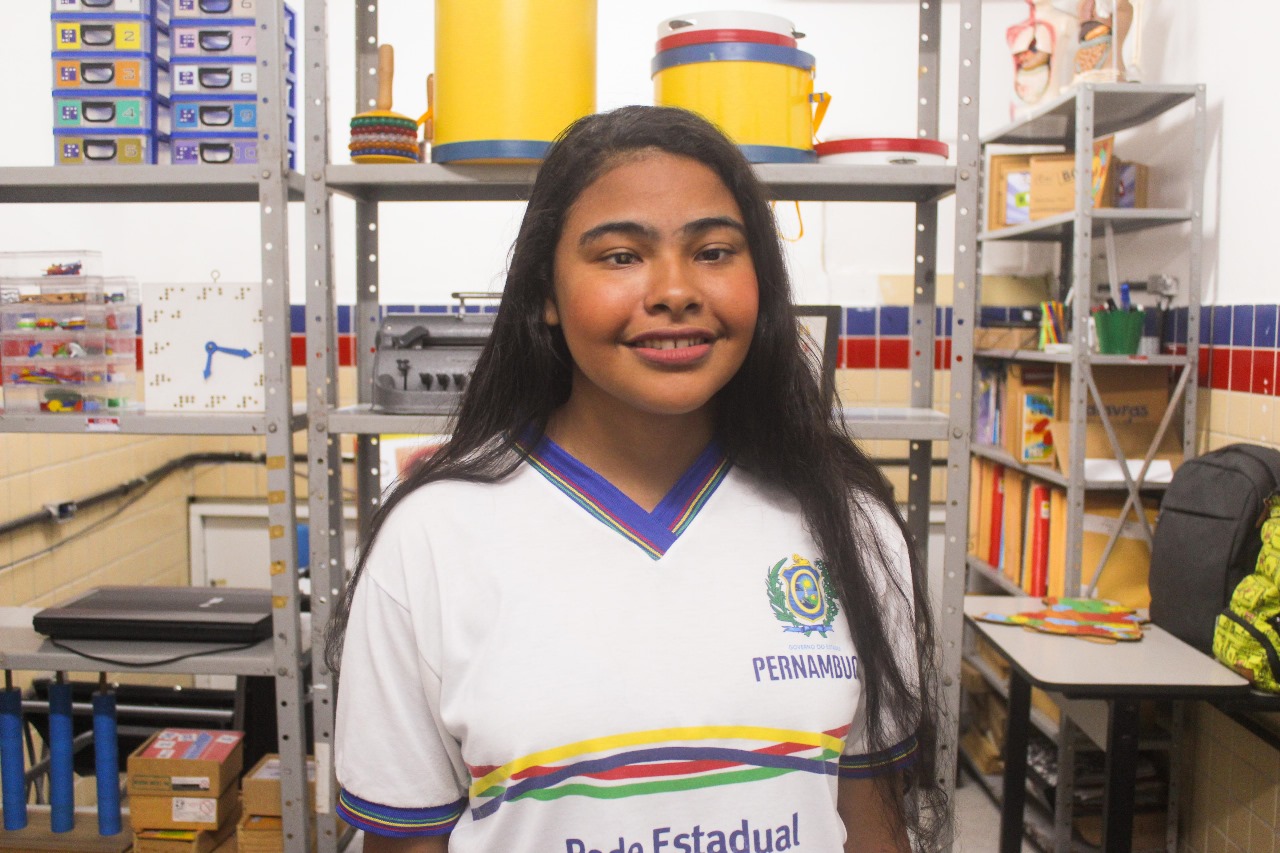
[
  {"left": 240, "top": 752, "right": 316, "bottom": 817},
  {"left": 134, "top": 819, "right": 238, "bottom": 853},
  {"left": 127, "top": 728, "right": 245, "bottom": 797}
]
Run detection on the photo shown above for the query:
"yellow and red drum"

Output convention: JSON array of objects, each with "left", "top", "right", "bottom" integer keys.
[
  {"left": 429, "top": 0, "right": 597, "bottom": 164},
  {"left": 652, "top": 11, "right": 829, "bottom": 164}
]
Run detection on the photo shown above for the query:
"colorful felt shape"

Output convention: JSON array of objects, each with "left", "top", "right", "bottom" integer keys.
[{"left": 978, "top": 596, "right": 1145, "bottom": 642}]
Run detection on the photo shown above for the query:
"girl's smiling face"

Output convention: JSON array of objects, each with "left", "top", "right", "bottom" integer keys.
[{"left": 545, "top": 151, "right": 760, "bottom": 427}]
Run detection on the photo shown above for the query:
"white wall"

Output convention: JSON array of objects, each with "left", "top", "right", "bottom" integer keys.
[{"left": 1, "top": 2, "right": 1274, "bottom": 307}]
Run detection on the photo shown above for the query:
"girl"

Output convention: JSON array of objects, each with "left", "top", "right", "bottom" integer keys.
[{"left": 328, "top": 105, "right": 946, "bottom": 853}]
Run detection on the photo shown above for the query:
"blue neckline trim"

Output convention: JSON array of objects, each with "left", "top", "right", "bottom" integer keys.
[{"left": 520, "top": 436, "right": 731, "bottom": 559}]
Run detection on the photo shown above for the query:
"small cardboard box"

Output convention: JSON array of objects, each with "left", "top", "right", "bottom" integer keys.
[
  {"left": 973, "top": 325, "right": 1039, "bottom": 352},
  {"left": 130, "top": 785, "right": 241, "bottom": 832},
  {"left": 133, "top": 815, "right": 238, "bottom": 853},
  {"left": 241, "top": 753, "right": 316, "bottom": 818},
  {"left": 986, "top": 153, "right": 1034, "bottom": 232},
  {"left": 128, "top": 728, "right": 245, "bottom": 798},
  {"left": 1081, "top": 494, "right": 1161, "bottom": 610},
  {"left": 1028, "top": 138, "right": 1149, "bottom": 220},
  {"left": 1048, "top": 364, "right": 1182, "bottom": 474}
]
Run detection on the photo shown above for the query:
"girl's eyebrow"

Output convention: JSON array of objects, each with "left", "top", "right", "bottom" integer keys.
[
  {"left": 681, "top": 216, "right": 746, "bottom": 238},
  {"left": 578, "top": 221, "right": 659, "bottom": 246},
  {"left": 577, "top": 216, "right": 746, "bottom": 247}
]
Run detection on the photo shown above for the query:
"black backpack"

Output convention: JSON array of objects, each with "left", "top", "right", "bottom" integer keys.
[{"left": 1149, "top": 443, "right": 1280, "bottom": 655}]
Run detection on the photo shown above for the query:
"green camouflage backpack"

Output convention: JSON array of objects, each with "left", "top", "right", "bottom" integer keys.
[{"left": 1212, "top": 495, "right": 1280, "bottom": 692}]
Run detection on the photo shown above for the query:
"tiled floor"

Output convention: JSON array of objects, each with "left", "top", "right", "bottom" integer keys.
[{"left": 954, "top": 768, "right": 1038, "bottom": 852}]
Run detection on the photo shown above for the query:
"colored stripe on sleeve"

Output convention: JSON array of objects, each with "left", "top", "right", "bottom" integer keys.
[
  {"left": 838, "top": 734, "right": 920, "bottom": 779},
  {"left": 336, "top": 788, "right": 465, "bottom": 837}
]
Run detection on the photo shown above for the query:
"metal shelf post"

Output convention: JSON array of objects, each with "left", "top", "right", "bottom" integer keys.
[{"left": 939, "top": 0, "right": 985, "bottom": 816}]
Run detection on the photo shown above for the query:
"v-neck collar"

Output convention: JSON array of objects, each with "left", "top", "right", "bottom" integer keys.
[{"left": 519, "top": 436, "right": 732, "bottom": 560}]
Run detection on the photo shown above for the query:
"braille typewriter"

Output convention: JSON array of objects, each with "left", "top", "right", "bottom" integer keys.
[{"left": 371, "top": 295, "right": 498, "bottom": 415}]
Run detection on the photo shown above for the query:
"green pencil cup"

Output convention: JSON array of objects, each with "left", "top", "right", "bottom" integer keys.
[{"left": 1095, "top": 309, "right": 1145, "bottom": 355}]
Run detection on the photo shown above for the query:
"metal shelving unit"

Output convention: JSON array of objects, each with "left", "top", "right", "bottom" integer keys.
[
  {"left": 0, "top": 4, "right": 317, "bottom": 850},
  {"left": 962, "top": 83, "right": 1207, "bottom": 853},
  {"left": 303, "top": 3, "right": 983, "bottom": 851},
  {"left": 971, "top": 81, "right": 1205, "bottom": 606}
]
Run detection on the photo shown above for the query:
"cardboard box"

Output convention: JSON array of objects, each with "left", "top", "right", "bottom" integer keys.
[
  {"left": 238, "top": 813, "right": 286, "bottom": 853},
  {"left": 1031, "top": 687, "right": 1062, "bottom": 725},
  {"left": 987, "top": 153, "right": 1034, "bottom": 231},
  {"left": 960, "top": 657, "right": 987, "bottom": 695},
  {"left": 241, "top": 753, "right": 316, "bottom": 818},
  {"left": 128, "top": 729, "right": 245, "bottom": 798},
  {"left": 130, "top": 785, "right": 241, "bottom": 832},
  {"left": 134, "top": 816, "right": 238, "bottom": 853},
  {"left": 1114, "top": 161, "right": 1149, "bottom": 209},
  {"left": 973, "top": 325, "right": 1039, "bottom": 352},
  {"left": 1082, "top": 494, "right": 1160, "bottom": 610},
  {"left": 237, "top": 813, "right": 348, "bottom": 853},
  {"left": 974, "top": 634, "right": 1011, "bottom": 682},
  {"left": 1028, "top": 138, "right": 1149, "bottom": 220},
  {"left": 960, "top": 725, "right": 1004, "bottom": 775},
  {"left": 1048, "top": 365, "right": 1182, "bottom": 476}
]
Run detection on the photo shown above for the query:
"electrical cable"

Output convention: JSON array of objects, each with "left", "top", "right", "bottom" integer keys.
[
  {"left": 0, "top": 452, "right": 264, "bottom": 573},
  {"left": 47, "top": 639, "right": 262, "bottom": 668}
]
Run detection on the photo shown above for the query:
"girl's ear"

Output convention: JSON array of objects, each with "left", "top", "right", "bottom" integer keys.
[{"left": 543, "top": 298, "right": 561, "bottom": 327}]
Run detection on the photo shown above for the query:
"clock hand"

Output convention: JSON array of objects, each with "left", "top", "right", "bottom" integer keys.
[{"left": 203, "top": 341, "right": 254, "bottom": 379}]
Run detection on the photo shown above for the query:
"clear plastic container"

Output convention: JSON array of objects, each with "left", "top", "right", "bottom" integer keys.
[
  {"left": 3, "top": 356, "right": 94, "bottom": 387},
  {"left": 54, "top": 130, "right": 168, "bottom": 165},
  {"left": 54, "top": 92, "right": 171, "bottom": 134},
  {"left": 51, "top": 0, "right": 172, "bottom": 17},
  {"left": 173, "top": 21, "right": 258, "bottom": 57},
  {"left": 0, "top": 329, "right": 109, "bottom": 359},
  {"left": 0, "top": 251, "right": 103, "bottom": 279},
  {"left": 173, "top": 0, "right": 258, "bottom": 19},
  {"left": 53, "top": 52, "right": 170, "bottom": 92},
  {"left": 52, "top": 15, "right": 171, "bottom": 57}
]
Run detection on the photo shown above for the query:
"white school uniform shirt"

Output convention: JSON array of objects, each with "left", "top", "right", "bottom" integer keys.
[{"left": 335, "top": 438, "right": 919, "bottom": 852}]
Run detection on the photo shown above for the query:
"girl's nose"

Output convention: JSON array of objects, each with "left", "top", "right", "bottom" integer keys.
[{"left": 644, "top": 258, "right": 702, "bottom": 316}]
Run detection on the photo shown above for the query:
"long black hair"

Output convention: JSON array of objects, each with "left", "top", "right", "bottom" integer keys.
[{"left": 326, "top": 105, "right": 947, "bottom": 849}]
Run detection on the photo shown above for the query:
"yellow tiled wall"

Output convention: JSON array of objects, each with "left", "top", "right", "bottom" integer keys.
[{"left": 1179, "top": 703, "right": 1280, "bottom": 853}]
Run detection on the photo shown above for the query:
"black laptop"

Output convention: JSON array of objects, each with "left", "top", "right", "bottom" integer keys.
[{"left": 32, "top": 586, "right": 273, "bottom": 644}]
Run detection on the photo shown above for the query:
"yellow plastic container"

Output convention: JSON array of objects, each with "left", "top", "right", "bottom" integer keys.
[
  {"left": 430, "top": 0, "right": 597, "bottom": 164},
  {"left": 652, "top": 12, "right": 827, "bottom": 163}
]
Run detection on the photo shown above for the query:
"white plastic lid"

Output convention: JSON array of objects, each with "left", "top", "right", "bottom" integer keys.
[{"left": 657, "top": 11, "right": 802, "bottom": 40}]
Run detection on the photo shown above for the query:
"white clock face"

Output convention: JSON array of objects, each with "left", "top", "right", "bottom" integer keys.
[{"left": 143, "top": 282, "right": 265, "bottom": 412}]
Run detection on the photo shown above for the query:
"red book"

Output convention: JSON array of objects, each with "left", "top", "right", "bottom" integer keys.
[
  {"left": 1028, "top": 485, "right": 1051, "bottom": 596},
  {"left": 988, "top": 465, "right": 1006, "bottom": 567}
]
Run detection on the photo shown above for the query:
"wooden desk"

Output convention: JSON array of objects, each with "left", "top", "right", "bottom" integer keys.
[{"left": 964, "top": 596, "right": 1250, "bottom": 853}]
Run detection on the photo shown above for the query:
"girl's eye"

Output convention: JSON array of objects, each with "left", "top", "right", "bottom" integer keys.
[
  {"left": 604, "top": 251, "right": 639, "bottom": 266},
  {"left": 697, "top": 247, "right": 735, "bottom": 262}
]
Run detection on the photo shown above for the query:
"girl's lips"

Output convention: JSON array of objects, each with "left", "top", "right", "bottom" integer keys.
[{"left": 629, "top": 341, "right": 714, "bottom": 366}]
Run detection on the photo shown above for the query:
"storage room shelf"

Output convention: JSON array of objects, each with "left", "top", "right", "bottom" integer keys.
[
  {"left": 983, "top": 83, "right": 1199, "bottom": 147},
  {"left": 975, "top": 349, "right": 1191, "bottom": 367},
  {"left": 324, "top": 162, "right": 958, "bottom": 204},
  {"left": 980, "top": 208, "right": 1193, "bottom": 243},
  {"left": 0, "top": 167, "right": 306, "bottom": 204},
  {"left": 970, "top": 443, "right": 1173, "bottom": 491},
  {"left": 964, "top": 647, "right": 1062, "bottom": 739},
  {"left": 969, "top": 556, "right": 1027, "bottom": 596},
  {"left": 841, "top": 406, "right": 951, "bottom": 440},
  {"left": 0, "top": 607, "right": 307, "bottom": 677},
  {"left": 0, "top": 404, "right": 307, "bottom": 435},
  {"left": 324, "top": 404, "right": 951, "bottom": 440}
]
